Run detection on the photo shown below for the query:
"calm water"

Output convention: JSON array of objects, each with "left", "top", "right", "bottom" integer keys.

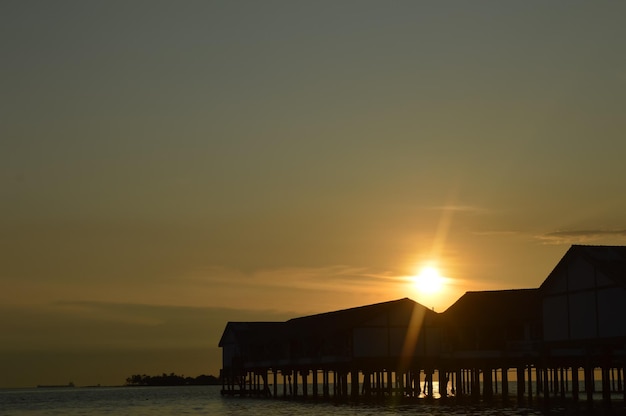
[{"left": 0, "top": 385, "right": 622, "bottom": 416}]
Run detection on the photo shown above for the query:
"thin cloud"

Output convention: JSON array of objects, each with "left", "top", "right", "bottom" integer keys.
[
  {"left": 537, "top": 229, "right": 626, "bottom": 245},
  {"left": 471, "top": 230, "right": 521, "bottom": 236},
  {"left": 425, "top": 205, "right": 489, "bottom": 214}
]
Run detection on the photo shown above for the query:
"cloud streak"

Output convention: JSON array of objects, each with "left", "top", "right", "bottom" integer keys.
[{"left": 537, "top": 229, "right": 626, "bottom": 245}]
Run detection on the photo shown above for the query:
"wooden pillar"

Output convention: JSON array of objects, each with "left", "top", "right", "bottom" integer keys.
[
  {"left": 494, "top": 368, "right": 498, "bottom": 394},
  {"left": 612, "top": 368, "right": 616, "bottom": 393},
  {"left": 584, "top": 365, "right": 594, "bottom": 405},
  {"left": 283, "top": 371, "right": 287, "bottom": 397},
  {"left": 560, "top": 367, "right": 566, "bottom": 400},
  {"left": 622, "top": 366, "right": 626, "bottom": 404},
  {"left": 438, "top": 369, "right": 447, "bottom": 398},
  {"left": 463, "top": 369, "right": 468, "bottom": 396},
  {"left": 301, "top": 370, "right": 308, "bottom": 398},
  {"left": 517, "top": 366, "right": 525, "bottom": 402},
  {"left": 272, "top": 370, "right": 277, "bottom": 398},
  {"left": 362, "top": 371, "right": 371, "bottom": 396},
  {"left": 472, "top": 369, "right": 480, "bottom": 399},
  {"left": 450, "top": 368, "right": 456, "bottom": 397},
  {"left": 571, "top": 366, "right": 579, "bottom": 401},
  {"left": 387, "top": 370, "right": 393, "bottom": 396},
  {"left": 502, "top": 367, "right": 509, "bottom": 400},
  {"left": 535, "top": 367, "right": 541, "bottom": 395},
  {"left": 541, "top": 365, "right": 550, "bottom": 407},
  {"left": 404, "top": 372, "right": 411, "bottom": 396},
  {"left": 483, "top": 367, "right": 493, "bottom": 400},
  {"left": 527, "top": 365, "right": 533, "bottom": 403},
  {"left": 425, "top": 370, "right": 434, "bottom": 397},
  {"left": 415, "top": 369, "right": 421, "bottom": 396},
  {"left": 602, "top": 366, "right": 611, "bottom": 405},
  {"left": 351, "top": 370, "right": 359, "bottom": 399},
  {"left": 323, "top": 370, "right": 329, "bottom": 398},
  {"left": 292, "top": 370, "right": 298, "bottom": 397}
]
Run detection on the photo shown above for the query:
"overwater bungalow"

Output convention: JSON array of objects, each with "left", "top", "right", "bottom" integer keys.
[{"left": 218, "top": 245, "right": 626, "bottom": 406}]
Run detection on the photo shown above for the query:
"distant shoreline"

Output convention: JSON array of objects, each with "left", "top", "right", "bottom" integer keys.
[{"left": 37, "top": 382, "right": 75, "bottom": 388}]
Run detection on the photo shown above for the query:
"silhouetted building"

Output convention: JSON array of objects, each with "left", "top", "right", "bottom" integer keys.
[
  {"left": 218, "top": 245, "right": 626, "bottom": 405},
  {"left": 441, "top": 289, "right": 541, "bottom": 355},
  {"left": 542, "top": 245, "right": 626, "bottom": 344}
]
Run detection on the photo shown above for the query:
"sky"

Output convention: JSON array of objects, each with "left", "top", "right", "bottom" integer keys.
[{"left": 2, "top": 0, "right": 626, "bottom": 388}]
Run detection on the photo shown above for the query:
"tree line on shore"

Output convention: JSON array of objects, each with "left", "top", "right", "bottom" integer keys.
[{"left": 125, "top": 373, "right": 220, "bottom": 386}]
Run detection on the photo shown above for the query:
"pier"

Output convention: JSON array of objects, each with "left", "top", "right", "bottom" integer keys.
[{"left": 219, "top": 245, "right": 626, "bottom": 408}]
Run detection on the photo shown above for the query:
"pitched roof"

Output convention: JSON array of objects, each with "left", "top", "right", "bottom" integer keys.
[
  {"left": 441, "top": 289, "right": 540, "bottom": 326},
  {"left": 218, "top": 321, "right": 286, "bottom": 347},
  {"left": 287, "top": 298, "right": 436, "bottom": 338},
  {"left": 540, "top": 245, "right": 626, "bottom": 290},
  {"left": 218, "top": 298, "right": 437, "bottom": 347}
]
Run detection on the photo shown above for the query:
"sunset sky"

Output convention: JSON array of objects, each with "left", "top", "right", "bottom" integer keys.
[{"left": 2, "top": 1, "right": 626, "bottom": 388}]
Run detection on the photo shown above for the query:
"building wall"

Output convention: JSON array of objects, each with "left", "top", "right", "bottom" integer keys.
[
  {"left": 352, "top": 305, "right": 436, "bottom": 358},
  {"left": 542, "top": 256, "right": 626, "bottom": 342}
]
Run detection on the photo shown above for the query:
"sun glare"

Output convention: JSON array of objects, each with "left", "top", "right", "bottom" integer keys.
[{"left": 412, "top": 266, "right": 444, "bottom": 294}]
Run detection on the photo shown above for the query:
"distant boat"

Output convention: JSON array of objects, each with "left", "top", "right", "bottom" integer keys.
[{"left": 37, "top": 382, "right": 75, "bottom": 388}]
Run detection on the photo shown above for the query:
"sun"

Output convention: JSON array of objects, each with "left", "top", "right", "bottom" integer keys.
[{"left": 412, "top": 265, "right": 444, "bottom": 294}]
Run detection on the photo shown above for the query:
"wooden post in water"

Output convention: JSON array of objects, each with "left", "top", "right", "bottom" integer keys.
[
  {"left": 602, "top": 366, "right": 611, "bottom": 405},
  {"left": 483, "top": 367, "right": 493, "bottom": 401},
  {"left": 415, "top": 369, "right": 421, "bottom": 396},
  {"left": 535, "top": 367, "right": 543, "bottom": 397},
  {"left": 622, "top": 365, "right": 626, "bottom": 404},
  {"left": 517, "top": 366, "right": 525, "bottom": 403},
  {"left": 311, "top": 369, "right": 318, "bottom": 397},
  {"left": 362, "top": 371, "right": 370, "bottom": 396},
  {"left": 438, "top": 369, "right": 447, "bottom": 399},
  {"left": 584, "top": 364, "right": 594, "bottom": 405},
  {"left": 323, "top": 370, "right": 329, "bottom": 399},
  {"left": 542, "top": 366, "right": 550, "bottom": 404},
  {"left": 472, "top": 369, "right": 480, "bottom": 400},
  {"left": 404, "top": 371, "right": 411, "bottom": 396},
  {"left": 272, "top": 370, "right": 277, "bottom": 398},
  {"left": 302, "top": 370, "right": 308, "bottom": 398},
  {"left": 351, "top": 370, "right": 359, "bottom": 399},
  {"left": 612, "top": 368, "right": 616, "bottom": 393},
  {"left": 571, "top": 366, "right": 579, "bottom": 401},
  {"left": 425, "top": 370, "right": 434, "bottom": 397},
  {"left": 494, "top": 368, "right": 498, "bottom": 394},
  {"left": 502, "top": 367, "right": 509, "bottom": 400},
  {"left": 527, "top": 365, "right": 533, "bottom": 403}
]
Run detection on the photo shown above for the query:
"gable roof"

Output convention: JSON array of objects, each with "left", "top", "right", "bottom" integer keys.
[
  {"left": 287, "top": 298, "right": 436, "bottom": 338},
  {"left": 540, "top": 245, "right": 626, "bottom": 290},
  {"left": 218, "top": 298, "right": 437, "bottom": 347},
  {"left": 442, "top": 289, "right": 540, "bottom": 326},
  {"left": 218, "top": 321, "right": 286, "bottom": 347}
]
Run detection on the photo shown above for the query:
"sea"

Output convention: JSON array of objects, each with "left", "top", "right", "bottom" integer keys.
[{"left": 1, "top": 385, "right": 624, "bottom": 416}]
